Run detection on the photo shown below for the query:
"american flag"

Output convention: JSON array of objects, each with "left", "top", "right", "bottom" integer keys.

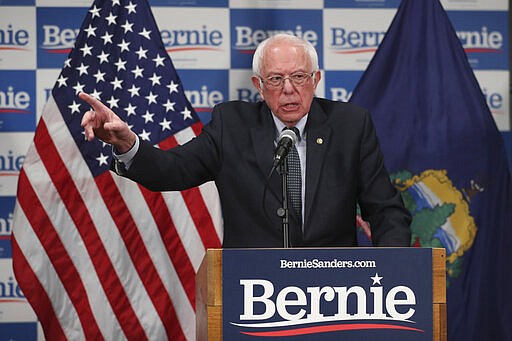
[{"left": 12, "top": 0, "right": 222, "bottom": 339}]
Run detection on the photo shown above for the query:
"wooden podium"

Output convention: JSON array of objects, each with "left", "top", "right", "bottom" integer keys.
[{"left": 196, "top": 248, "right": 446, "bottom": 340}]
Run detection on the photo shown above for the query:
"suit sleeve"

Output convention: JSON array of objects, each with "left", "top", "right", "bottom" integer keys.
[
  {"left": 118, "top": 106, "right": 224, "bottom": 192},
  {"left": 357, "top": 111, "right": 412, "bottom": 246}
]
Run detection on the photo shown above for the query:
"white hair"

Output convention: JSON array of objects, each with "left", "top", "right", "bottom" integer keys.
[{"left": 252, "top": 34, "right": 319, "bottom": 76}]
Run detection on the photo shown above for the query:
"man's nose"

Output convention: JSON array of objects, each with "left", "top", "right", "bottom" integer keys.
[{"left": 282, "top": 77, "right": 296, "bottom": 93}]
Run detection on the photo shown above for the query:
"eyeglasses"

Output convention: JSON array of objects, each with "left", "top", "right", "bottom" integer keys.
[{"left": 260, "top": 72, "right": 314, "bottom": 89}]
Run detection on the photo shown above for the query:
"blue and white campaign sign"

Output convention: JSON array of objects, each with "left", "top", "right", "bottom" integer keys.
[
  {"left": 179, "top": 69, "right": 229, "bottom": 124},
  {"left": 0, "top": 71, "right": 36, "bottom": 132},
  {"left": 36, "top": 7, "right": 88, "bottom": 69},
  {"left": 222, "top": 248, "right": 433, "bottom": 340},
  {"left": 447, "top": 11, "right": 508, "bottom": 70},
  {"left": 230, "top": 9, "right": 323, "bottom": 69},
  {"left": 0, "top": 197, "right": 15, "bottom": 259},
  {"left": 0, "top": 1, "right": 509, "bottom": 338},
  {"left": 325, "top": 70, "right": 364, "bottom": 102}
]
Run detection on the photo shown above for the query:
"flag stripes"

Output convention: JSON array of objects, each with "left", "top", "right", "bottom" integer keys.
[
  {"left": 13, "top": 94, "right": 221, "bottom": 340},
  {"left": 95, "top": 172, "right": 184, "bottom": 340},
  {"left": 12, "top": 1, "right": 223, "bottom": 339},
  {"left": 11, "top": 236, "right": 70, "bottom": 340}
]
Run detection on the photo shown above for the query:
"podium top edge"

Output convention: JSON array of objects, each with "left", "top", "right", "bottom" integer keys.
[{"left": 206, "top": 247, "right": 446, "bottom": 251}]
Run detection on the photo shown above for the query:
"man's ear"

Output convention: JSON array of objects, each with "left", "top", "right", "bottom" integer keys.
[
  {"left": 251, "top": 75, "right": 264, "bottom": 100},
  {"left": 312, "top": 70, "right": 321, "bottom": 89}
]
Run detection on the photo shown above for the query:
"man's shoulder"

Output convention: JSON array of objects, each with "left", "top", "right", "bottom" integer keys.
[
  {"left": 215, "top": 100, "right": 264, "bottom": 112},
  {"left": 212, "top": 100, "right": 269, "bottom": 125},
  {"left": 312, "top": 97, "right": 370, "bottom": 125},
  {"left": 313, "top": 97, "right": 368, "bottom": 115}
]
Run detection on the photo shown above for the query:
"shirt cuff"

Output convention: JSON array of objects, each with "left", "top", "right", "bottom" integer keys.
[{"left": 112, "top": 136, "right": 139, "bottom": 170}]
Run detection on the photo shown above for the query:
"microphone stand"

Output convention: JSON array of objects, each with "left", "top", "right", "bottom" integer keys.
[{"left": 277, "top": 157, "right": 290, "bottom": 248}]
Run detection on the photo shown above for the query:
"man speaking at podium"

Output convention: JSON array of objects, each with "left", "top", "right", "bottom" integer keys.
[{"left": 79, "top": 33, "right": 411, "bottom": 248}]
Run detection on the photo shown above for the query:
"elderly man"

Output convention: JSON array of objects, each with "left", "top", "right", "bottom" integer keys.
[{"left": 80, "top": 33, "right": 411, "bottom": 248}]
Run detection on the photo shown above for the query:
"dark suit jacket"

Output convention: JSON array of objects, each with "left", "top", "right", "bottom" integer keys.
[{"left": 121, "top": 98, "right": 411, "bottom": 248}]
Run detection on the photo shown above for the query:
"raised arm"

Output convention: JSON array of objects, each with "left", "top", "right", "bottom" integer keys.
[{"left": 79, "top": 92, "right": 137, "bottom": 153}]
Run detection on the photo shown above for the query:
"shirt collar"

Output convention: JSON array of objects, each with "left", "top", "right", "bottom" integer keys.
[{"left": 271, "top": 112, "right": 308, "bottom": 141}]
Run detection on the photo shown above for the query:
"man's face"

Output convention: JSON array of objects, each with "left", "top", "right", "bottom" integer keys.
[{"left": 252, "top": 40, "right": 321, "bottom": 127}]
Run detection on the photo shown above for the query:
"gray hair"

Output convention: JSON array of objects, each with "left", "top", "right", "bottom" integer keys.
[{"left": 252, "top": 34, "right": 319, "bottom": 76}]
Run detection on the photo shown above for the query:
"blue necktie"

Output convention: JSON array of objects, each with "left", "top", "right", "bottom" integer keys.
[{"left": 286, "top": 129, "right": 302, "bottom": 226}]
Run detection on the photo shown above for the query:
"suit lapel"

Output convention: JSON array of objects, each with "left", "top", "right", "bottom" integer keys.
[
  {"left": 304, "top": 100, "right": 332, "bottom": 228},
  {"left": 250, "top": 105, "right": 304, "bottom": 245},
  {"left": 249, "top": 101, "right": 329, "bottom": 244},
  {"left": 250, "top": 104, "right": 281, "bottom": 199}
]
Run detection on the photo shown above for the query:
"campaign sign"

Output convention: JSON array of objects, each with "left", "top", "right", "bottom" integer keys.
[
  {"left": 0, "top": 322, "right": 37, "bottom": 340},
  {"left": 325, "top": 0, "right": 401, "bottom": 9},
  {"left": 179, "top": 69, "right": 228, "bottom": 124},
  {"left": 230, "top": 9, "right": 323, "bottom": 70},
  {"left": 223, "top": 248, "right": 433, "bottom": 340},
  {"left": 0, "top": 197, "right": 15, "bottom": 259},
  {"left": 324, "top": 70, "right": 364, "bottom": 103},
  {"left": 0, "top": 71, "right": 36, "bottom": 132},
  {"left": 36, "top": 6, "right": 89, "bottom": 69},
  {"left": 149, "top": 0, "right": 226, "bottom": 6},
  {"left": 447, "top": 11, "right": 508, "bottom": 70}
]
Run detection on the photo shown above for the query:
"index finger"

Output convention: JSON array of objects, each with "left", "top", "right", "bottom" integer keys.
[{"left": 78, "top": 92, "right": 105, "bottom": 111}]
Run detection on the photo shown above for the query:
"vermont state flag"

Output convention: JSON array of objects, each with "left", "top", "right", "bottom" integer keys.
[{"left": 350, "top": 0, "right": 512, "bottom": 340}]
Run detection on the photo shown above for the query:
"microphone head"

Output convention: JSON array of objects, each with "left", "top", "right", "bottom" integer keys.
[
  {"left": 278, "top": 127, "right": 299, "bottom": 145},
  {"left": 271, "top": 127, "right": 300, "bottom": 173}
]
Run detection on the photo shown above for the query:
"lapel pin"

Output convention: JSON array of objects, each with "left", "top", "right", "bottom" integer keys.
[{"left": 316, "top": 138, "right": 323, "bottom": 145}]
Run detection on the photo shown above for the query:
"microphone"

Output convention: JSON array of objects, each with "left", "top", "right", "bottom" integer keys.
[{"left": 271, "top": 127, "right": 299, "bottom": 171}]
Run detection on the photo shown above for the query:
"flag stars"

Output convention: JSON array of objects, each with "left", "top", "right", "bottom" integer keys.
[
  {"left": 110, "top": 77, "right": 123, "bottom": 90},
  {"left": 122, "top": 20, "right": 134, "bottom": 33},
  {"left": 371, "top": 273, "right": 383, "bottom": 286},
  {"left": 163, "top": 100, "right": 176, "bottom": 112},
  {"left": 125, "top": 1, "right": 137, "bottom": 14},
  {"left": 127, "top": 84, "right": 140, "bottom": 97},
  {"left": 76, "top": 63, "right": 89, "bottom": 76},
  {"left": 149, "top": 73, "right": 161, "bottom": 85},
  {"left": 139, "top": 129, "right": 151, "bottom": 141},
  {"left": 90, "top": 89, "right": 102, "bottom": 100},
  {"left": 47, "top": 1, "right": 204, "bottom": 176},
  {"left": 93, "top": 70, "right": 106, "bottom": 82},
  {"left": 125, "top": 103, "right": 137, "bottom": 116},
  {"left": 57, "top": 75, "right": 68, "bottom": 87},
  {"left": 107, "top": 96, "right": 120, "bottom": 109},
  {"left": 84, "top": 25, "right": 97, "bottom": 37},
  {"left": 145, "top": 91, "right": 158, "bottom": 105},
  {"left": 73, "top": 82, "right": 85, "bottom": 94},
  {"left": 135, "top": 46, "right": 148, "bottom": 59},
  {"left": 131, "top": 65, "right": 144, "bottom": 78},
  {"left": 142, "top": 110, "right": 155, "bottom": 123},
  {"left": 115, "top": 58, "right": 127, "bottom": 71},
  {"left": 97, "top": 51, "right": 110, "bottom": 64},
  {"left": 153, "top": 54, "right": 165, "bottom": 67},
  {"left": 89, "top": 5, "right": 101, "bottom": 18},
  {"left": 181, "top": 107, "right": 193, "bottom": 120},
  {"left": 80, "top": 43, "right": 93, "bottom": 56},
  {"left": 68, "top": 100, "right": 81, "bottom": 114},
  {"left": 167, "top": 80, "right": 179, "bottom": 94},
  {"left": 96, "top": 153, "right": 109, "bottom": 166},
  {"left": 117, "top": 39, "right": 130, "bottom": 52},
  {"left": 138, "top": 27, "right": 151, "bottom": 40},
  {"left": 105, "top": 12, "right": 117, "bottom": 25},
  {"left": 101, "top": 32, "right": 113, "bottom": 45},
  {"left": 159, "top": 118, "right": 172, "bottom": 131}
]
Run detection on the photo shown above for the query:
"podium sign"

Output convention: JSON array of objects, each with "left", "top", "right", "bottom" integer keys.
[{"left": 221, "top": 248, "right": 437, "bottom": 340}]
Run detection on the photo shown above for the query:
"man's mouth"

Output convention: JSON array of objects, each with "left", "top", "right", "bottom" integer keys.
[{"left": 281, "top": 102, "right": 300, "bottom": 111}]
